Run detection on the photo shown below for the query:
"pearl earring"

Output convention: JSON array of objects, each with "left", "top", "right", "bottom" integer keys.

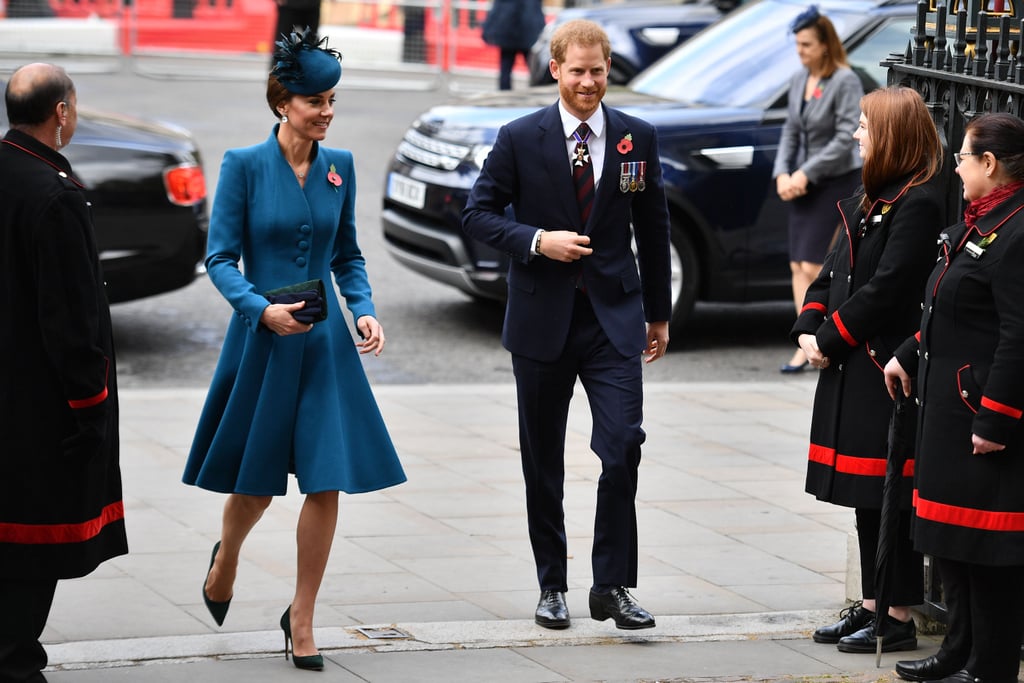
[
  {"left": 281, "top": 114, "right": 288, "bottom": 123},
  {"left": 55, "top": 125, "right": 62, "bottom": 148}
]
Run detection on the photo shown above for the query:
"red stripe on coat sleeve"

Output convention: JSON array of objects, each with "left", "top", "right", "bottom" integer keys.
[
  {"left": 981, "top": 396, "right": 1023, "bottom": 419},
  {"left": 831, "top": 311, "right": 858, "bottom": 346},
  {"left": 801, "top": 302, "right": 827, "bottom": 315},
  {"left": 69, "top": 387, "right": 108, "bottom": 409},
  {"left": 67, "top": 357, "right": 110, "bottom": 409}
]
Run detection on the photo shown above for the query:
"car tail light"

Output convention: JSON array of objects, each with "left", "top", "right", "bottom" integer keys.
[{"left": 163, "top": 163, "right": 207, "bottom": 206}]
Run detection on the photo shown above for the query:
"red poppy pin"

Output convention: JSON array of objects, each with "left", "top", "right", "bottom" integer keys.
[
  {"left": 617, "top": 133, "right": 634, "bottom": 155},
  {"left": 327, "top": 163, "right": 342, "bottom": 190},
  {"left": 812, "top": 85, "right": 823, "bottom": 99}
]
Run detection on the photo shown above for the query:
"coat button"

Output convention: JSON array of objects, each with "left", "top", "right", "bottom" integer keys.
[
  {"left": 829, "top": 271, "right": 834, "bottom": 278},
  {"left": 298, "top": 240, "right": 309, "bottom": 251},
  {"left": 961, "top": 390, "right": 969, "bottom": 398},
  {"left": 295, "top": 256, "right": 307, "bottom": 266},
  {"left": 838, "top": 363, "right": 843, "bottom": 371},
  {"left": 921, "top": 302, "right": 925, "bottom": 310},
  {"left": 869, "top": 349, "right": 877, "bottom": 357},
  {"left": 847, "top": 275, "right": 852, "bottom": 283},
  {"left": 300, "top": 224, "right": 311, "bottom": 234},
  {"left": 929, "top": 306, "right": 933, "bottom": 313},
  {"left": 924, "top": 352, "right": 929, "bottom": 360},
  {"left": 916, "top": 398, "right": 921, "bottom": 406}
]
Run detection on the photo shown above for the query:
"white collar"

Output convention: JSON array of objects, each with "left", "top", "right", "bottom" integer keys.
[{"left": 558, "top": 101, "right": 604, "bottom": 140}]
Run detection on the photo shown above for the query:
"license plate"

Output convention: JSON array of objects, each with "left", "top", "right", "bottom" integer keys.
[{"left": 387, "top": 173, "right": 426, "bottom": 210}]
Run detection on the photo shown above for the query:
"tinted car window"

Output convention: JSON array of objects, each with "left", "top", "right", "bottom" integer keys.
[
  {"left": 846, "top": 18, "right": 916, "bottom": 89},
  {"left": 631, "top": 1, "right": 860, "bottom": 107}
]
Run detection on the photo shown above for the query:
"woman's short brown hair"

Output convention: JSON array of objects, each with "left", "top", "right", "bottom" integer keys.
[
  {"left": 550, "top": 19, "right": 611, "bottom": 65},
  {"left": 859, "top": 86, "right": 942, "bottom": 204}
]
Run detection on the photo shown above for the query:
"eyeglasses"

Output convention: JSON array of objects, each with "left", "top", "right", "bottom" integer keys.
[{"left": 954, "top": 151, "right": 978, "bottom": 165}]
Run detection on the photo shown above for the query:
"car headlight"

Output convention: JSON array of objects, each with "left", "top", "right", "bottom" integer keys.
[{"left": 472, "top": 144, "right": 493, "bottom": 170}]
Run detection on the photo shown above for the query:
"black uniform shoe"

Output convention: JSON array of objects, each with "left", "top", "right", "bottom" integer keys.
[
  {"left": 589, "top": 587, "right": 656, "bottom": 630},
  {"left": 836, "top": 614, "right": 917, "bottom": 653},
  {"left": 535, "top": 590, "right": 570, "bottom": 629},
  {"left": 812, "top": 602, "right": 874, "bottom": 644},
  {"left": 895, "top": 653, "right": 963, "bottom": 681}
]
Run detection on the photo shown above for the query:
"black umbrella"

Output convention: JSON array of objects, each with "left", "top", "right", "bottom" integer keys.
[{"left": 873, "top": 390, "right": 914, "bottom": 667}]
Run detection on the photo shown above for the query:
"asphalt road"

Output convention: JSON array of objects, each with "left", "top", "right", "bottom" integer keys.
[{"left": 57, "top": 55, "right": 807, "bottom": 388}]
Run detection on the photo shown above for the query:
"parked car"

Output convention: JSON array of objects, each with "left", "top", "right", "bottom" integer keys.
[
  {"left": 527, "top": 0, "right": 744, "bottom": 86},
  {"left": 382, "top": 0, "right": 919, "bottom": 332},
  {"left": 0, "top": 94, "right": 208, "bottom": 303}
]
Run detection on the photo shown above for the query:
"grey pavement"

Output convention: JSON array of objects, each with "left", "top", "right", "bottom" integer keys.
[{"left": 38, "top": 381, "right": 952, "bottom": 682}]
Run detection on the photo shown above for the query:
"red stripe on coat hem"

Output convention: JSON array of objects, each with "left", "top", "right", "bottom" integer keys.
[
  {"left": 0, "top": 501, "right": 124, "bottom": 545},
  {"left": 915, "top": 493, "right": 1024, "bottom": 532},
  {"left": 808, "top": 446, "right": 914, "bottom": 477}
]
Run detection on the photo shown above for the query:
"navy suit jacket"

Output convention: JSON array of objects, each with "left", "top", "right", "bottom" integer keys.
[{"left": 462, "top": 102, "right": 672, "bottom": 362}]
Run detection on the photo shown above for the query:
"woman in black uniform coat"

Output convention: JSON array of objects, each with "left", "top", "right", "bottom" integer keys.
[
  {"left": 792, "top": 87, "right": 943, "bottom": 654},
  {"left": 885, "top": 113, "right": 1024, "bottom": 683}
]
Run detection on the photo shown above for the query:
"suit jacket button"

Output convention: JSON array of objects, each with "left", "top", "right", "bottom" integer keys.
[
  {"left": 295, "top": 257, "right": 307, "bottom": 266},
  {"left": 961, "top": 390, "right": 969, "bottom": 398}
]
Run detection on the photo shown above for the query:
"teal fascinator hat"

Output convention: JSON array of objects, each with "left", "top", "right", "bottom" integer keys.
[{"left": 272, "top": 27, "right": 343, "bottom": 95}]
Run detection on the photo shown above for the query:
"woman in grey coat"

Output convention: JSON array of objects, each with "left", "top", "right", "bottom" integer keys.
[{"left": 773, "top": 5, "right": 862, "bottom": 373}]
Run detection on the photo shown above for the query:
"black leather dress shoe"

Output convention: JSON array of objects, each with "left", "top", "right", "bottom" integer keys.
[
  {"left": 535, "top": 590, "right": 570, "bottom": 629},
  {"left": 836, "top": 614, "right": 917, "bottom": 653},
  {"left": 589, "top": 587, "right": 656, "bottom": 630},
  {"left": 894, "top": 653, "right": 962, "bottom": 682},
  {"left": 933, "top": 670, "right": 1020, "bottom": 683},
  {"left": 812, "top": 602, "right": 874, "bottom": 644}
]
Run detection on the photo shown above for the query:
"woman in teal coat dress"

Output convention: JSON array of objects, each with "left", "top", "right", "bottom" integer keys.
[{"left": 183, "top": 30, "right": 405, "bottom": 670}]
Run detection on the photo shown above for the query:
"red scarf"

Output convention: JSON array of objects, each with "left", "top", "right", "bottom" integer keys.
[{"left": 964, "top": 180, "right": 1024, "bottom": 230}]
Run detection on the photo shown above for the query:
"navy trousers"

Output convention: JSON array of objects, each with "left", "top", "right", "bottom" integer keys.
[
  {"left": 512, "top": 292, "right": 645, "bottom": 592},
  {"left": 0, "top": 578, "right": 56, "bottom": 683}
]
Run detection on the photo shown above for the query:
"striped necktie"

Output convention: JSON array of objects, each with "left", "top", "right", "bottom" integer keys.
[{"left": 572, "top": 122, "right": 594, "bottom": 226}]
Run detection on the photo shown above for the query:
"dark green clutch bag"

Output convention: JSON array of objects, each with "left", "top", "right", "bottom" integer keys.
[{"left": 264, "top": 278, "right": 327, "bottom": 324}]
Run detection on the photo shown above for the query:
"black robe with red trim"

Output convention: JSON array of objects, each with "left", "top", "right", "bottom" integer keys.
[
  {"left": 793, "top": 177, "right": 944, "bottom": 509},
  {"left": 893, "top": 186, "right": 1024, "bottom": 566},
  {"left": 0, "top": 129, "right": 127, "bottom": 580}
]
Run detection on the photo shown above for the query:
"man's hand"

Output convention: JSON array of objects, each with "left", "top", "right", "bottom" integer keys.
[
  {"left": 644, "top": 321, "right": 669, "bottom": 364},
  {"left": 537, "top": 230, "right": 593, "bottom": 262}
]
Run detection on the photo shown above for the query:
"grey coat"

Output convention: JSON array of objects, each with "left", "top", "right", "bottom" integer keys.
[{"left": 772, "top": 66, "right": 862, "bottom": 184}]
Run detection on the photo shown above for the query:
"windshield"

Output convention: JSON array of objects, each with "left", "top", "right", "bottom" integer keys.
[{"left": 631, "top": 1, "right": 862, "bottom": 108}]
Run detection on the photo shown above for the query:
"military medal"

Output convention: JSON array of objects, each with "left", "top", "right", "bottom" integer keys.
[
  {"left": 619, "top": 162, "right": 630, "bottom": 193},
  {"left": 637, "top": 161, "right": 646, "bottom": 191}
]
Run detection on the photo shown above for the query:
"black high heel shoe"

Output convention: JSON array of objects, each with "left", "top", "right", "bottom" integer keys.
[
  {"left": 280, "top": 606, "right": 324, "bottom": 671},
  {"left": 202, "top": 541, "right": 231, "bottom": 626}
]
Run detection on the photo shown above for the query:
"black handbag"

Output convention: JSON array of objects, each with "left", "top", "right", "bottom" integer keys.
[{"left": 264, "top": 278, "right": 328, "bottom": 324}]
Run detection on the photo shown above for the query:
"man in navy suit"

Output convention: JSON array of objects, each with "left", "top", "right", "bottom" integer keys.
[{"left": 462, "top": 19, "right": 672, "bottom": 631}]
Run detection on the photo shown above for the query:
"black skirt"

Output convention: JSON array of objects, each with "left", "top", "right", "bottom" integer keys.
[{"left": 788, "top": 168, "right": 861, "bottom": 263}]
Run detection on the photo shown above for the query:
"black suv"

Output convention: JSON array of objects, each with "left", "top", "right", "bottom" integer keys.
[{"left": 382, "top": 0, "right": 918, "bottom": 332}]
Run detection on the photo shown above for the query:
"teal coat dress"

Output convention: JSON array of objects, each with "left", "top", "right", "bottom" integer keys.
[{"left": 183, "top": 126, "right": 406, "bottom": 496}]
